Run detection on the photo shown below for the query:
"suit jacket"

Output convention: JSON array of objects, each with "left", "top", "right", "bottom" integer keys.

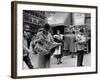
[{"left": 76, "top": 33, "right": 86, "bottom": 51}]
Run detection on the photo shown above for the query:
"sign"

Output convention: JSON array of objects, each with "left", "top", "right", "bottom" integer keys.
[{"left": 73, "top": 13, "right": 85, "bottom": 25}]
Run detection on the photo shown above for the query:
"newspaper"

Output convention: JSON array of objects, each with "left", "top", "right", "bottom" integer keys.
[{"left": 34, "top": 38, "right": 61, "bottom": 55}]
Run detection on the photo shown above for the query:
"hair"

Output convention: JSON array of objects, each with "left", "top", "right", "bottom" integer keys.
[
  {"left": 44, "top": 24, "right": 50, "bottom": 30},
  {"left": 80, "top": 29, "right": 84, "bottom": 33},
  {"left": 72, "top": 31, "right": 75, "bottom": 34}
]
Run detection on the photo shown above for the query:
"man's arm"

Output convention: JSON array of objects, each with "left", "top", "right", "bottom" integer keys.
[
  {"left": 23, "top": 45, "right": 33, "bottom": 54},
  {"left": 76, "top": 35, "right": 86, "bottom": 44},
  {"left": 34, "top": 32, "right": 44, "bottom": 44},
  {"left": 49, "top": 33, "right": 54, "bottom": 42}
]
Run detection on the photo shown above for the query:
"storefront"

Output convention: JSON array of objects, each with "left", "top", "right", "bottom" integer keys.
[{"left": 23, "top": 10, "right": 47, "bottom": 34}]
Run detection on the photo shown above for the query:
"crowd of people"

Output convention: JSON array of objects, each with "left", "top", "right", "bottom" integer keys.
[{"left": 23, "top": 23, "right": 88, "bottom": 69}]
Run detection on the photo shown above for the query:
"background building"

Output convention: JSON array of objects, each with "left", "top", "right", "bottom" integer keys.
[{"left": 23, "top": 10, "right": 47, "bottom": 34}]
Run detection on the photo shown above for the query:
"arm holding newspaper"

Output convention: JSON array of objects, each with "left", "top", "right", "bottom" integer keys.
[
  {"left": 33, "top": 32, "right": 61, "bottom": 55},
  {"left": 34, "top": 38, "right": 61, "bottom": 55},
  {"left": 33, "top": 32, "right": 44, "bottom": 44}
]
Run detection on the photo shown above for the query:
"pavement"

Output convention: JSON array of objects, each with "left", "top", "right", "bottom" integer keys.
[
  {"left": 50, "top": 53, "right": 91, "bottom": 68},
  {"left": 23, "top": 52, "right": 91, "bottom": 69}
]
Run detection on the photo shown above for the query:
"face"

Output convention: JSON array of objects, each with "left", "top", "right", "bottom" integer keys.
[
  {"left": 24, "top": 25, "right": 31, "bottom": 38},
  {"left": 24, "top": 31, "right": 31, "bottom": 38},
  {"left": 43, "top": 29, "right": 49, "bottom": 35},
  {"left": 57, "top": 30, "right": 60, "bottom": 34}
]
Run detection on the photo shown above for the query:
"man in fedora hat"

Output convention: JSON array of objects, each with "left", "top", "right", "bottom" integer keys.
[
  {"left": 23, "top": 25, "right": 34, "bottom": 69},
  {"left": 76, "top": 29, "right": 86, "bottom": 66}
]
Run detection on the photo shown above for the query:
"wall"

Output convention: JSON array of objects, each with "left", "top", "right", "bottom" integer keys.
[{"left": 0, "top": 0, "right": 99, "bottom": 80}]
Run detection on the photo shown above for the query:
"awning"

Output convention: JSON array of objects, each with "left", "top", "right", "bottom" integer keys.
[{"left": 47, "top": 12, "right": 71, "bottom": 27}]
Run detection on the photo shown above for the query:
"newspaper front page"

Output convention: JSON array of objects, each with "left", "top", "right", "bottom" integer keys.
[{"left": 34, "top": 38, "right": 61, "bottom": 55}]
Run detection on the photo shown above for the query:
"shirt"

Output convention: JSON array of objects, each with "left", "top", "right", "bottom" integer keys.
[{"left": 36, "top": 31, "right": 54, "bottom": 43}]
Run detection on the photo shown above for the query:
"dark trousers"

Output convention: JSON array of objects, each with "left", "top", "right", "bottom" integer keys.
[
  {"left": 23, "top": 56, "right": 34, "bottom": 69},
  {"left": 38, "top": 54, "right": 51, "bottom": 68},
  {"left": 44, "top": 55, "right": 51, "bottom": 68},
  {"left": 77, "top": 50, "right": 84, "bottom": 66},
  {"left": 37, "top": 47, "right": 56, "bottom": 68}
]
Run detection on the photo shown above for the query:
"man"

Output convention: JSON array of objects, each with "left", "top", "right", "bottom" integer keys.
[
  {"left": 76, "top": 29, "right": 86, "bottom": 66},
  {"left": 34, "top": 24, "right": 55, "bottom": 68},
  {"left": 23, "top": 25, "right": 34, "bottom": 69}
]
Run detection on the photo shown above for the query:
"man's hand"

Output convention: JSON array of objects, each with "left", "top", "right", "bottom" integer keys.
[{"left": 29, "top": 50, "right": 33, "bottom": 54}]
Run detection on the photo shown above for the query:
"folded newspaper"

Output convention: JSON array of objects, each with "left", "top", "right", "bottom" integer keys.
[{"left": 34, "top": 38, "right": 61, "bottom": 55}]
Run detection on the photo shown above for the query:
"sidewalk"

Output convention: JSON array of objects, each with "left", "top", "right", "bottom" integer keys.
[
  {"left": 50, "top": 53, "right": 91, "bottom": 68},
  {"left": 23, "top": 53, "right": 91, "bottom": 69}
]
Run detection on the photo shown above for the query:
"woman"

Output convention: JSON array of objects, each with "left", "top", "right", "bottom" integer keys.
[{"left": 53, "top": 30, "right": 63, "bottom": 64}]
